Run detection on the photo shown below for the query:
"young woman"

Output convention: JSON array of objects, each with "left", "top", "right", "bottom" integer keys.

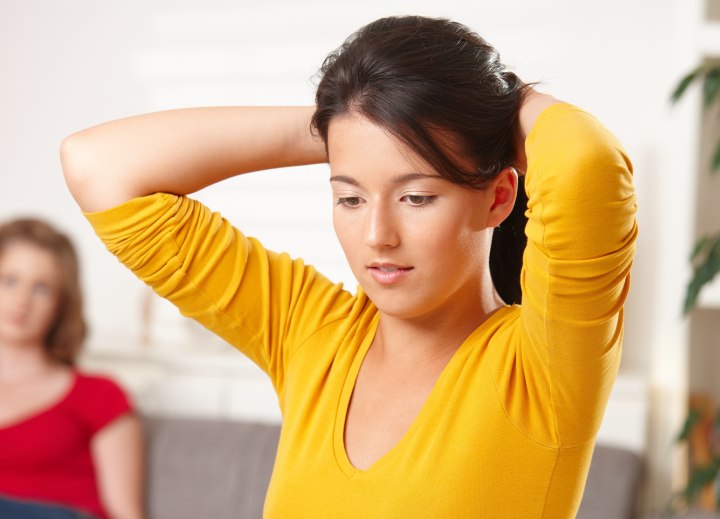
[
  {"left": 0, "top": 219, "right": 144, "bottom": 519},
  {"left": 61, "top": 15, "right": 637, "bottom": 519}
]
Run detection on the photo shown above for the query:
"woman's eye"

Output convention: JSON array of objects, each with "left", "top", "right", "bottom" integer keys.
[
  {"left": 0, "top": 274, "right": 17, "bottom": 287},
  {"left": 337, "top": 197, "right": 362, "bottom": 208},
  {"left": 402, "top": 195, "right": 435, "bottom": 206},
  {"left": 33, "top": 282, "right": 52, "bottom": 297}
]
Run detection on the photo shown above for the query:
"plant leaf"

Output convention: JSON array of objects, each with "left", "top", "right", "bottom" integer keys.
[
  {"left": 684, "top": 235, "right": 720, "bottom": 314},
  {"left": 671, "top": 65, "right": 705, "bottom": 104},
  {"left": 704, "top": 67, "right": 720, "bottom": 108},
  {"left": 684, "top": 270, "right": 705, "bottom": 315},
  {"left": 677, "top": 408, "right": 702, "bottom": 441},
  {"left": 712, "top": 141, "right": 720, "bottom": 175},
  {"left": 682, "top": 461, "right": 719, "bottom": 503},
  {"left": 691, "top": 235, "right": 712, "bottom": 261}
]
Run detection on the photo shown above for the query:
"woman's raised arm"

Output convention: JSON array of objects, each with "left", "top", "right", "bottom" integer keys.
[
  {"left": 513, "top": 89, "right": 562, "bottom": 171},
  {"left": 60, "top": 106, "right": 326, "bottom": 213}
]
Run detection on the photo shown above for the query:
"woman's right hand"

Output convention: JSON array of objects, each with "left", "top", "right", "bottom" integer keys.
[{"left": 60, "top": 106, "right": 326, "bottom": 213}]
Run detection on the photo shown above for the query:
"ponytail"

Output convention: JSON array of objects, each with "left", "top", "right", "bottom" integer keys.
[{"left": 489, "top": 175, "right": 528, "bottom": 305}]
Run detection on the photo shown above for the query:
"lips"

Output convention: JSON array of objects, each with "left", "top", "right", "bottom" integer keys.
[{"left": 367, "top": 263, "right": 413, "bottom": 285}]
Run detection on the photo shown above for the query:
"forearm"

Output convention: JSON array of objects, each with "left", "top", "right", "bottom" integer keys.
[
  {"left": 61, "top": 106, "right": 326, "bottom": 212},
  {"left": 92, "top": 414, "right": 146, "bottom": 519}
]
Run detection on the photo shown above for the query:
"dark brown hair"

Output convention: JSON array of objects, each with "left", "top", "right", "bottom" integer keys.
[
  {"left": 312, "top": 15, "right": 530, "bottom": 304},
  {"left": 0, "top": 218, "right": 86, "bottom": 365}
]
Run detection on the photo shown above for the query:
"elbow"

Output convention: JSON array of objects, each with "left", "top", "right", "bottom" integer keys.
[
  {"left": 60, "top": 131, "right": 121, "bottom": 213},
  {"left": 60, "top": 132, "right": 92, "bottom": 202}
]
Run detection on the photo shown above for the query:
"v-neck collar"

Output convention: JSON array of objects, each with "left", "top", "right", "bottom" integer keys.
[{"left": 333, "top": 306, "right": 513, "bottom": 477}]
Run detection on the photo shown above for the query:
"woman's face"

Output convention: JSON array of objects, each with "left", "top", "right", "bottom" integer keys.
[
  {"left": 0, "top": 241, "right": 61, "bottom": 348},
  {"left": 328, "top": 113, "right": 502, "bottom": 323}
]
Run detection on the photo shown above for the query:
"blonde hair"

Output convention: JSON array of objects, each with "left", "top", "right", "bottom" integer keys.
[{"left": 0, "top": 218, "right": 86, "bottom": 365}]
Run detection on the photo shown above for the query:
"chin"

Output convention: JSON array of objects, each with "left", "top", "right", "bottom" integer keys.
[
  {"left": 365, "top": 294, "right": 431, "bottom": 321},
  {"left": 0, "top": 328, "right": 45, "bottom": 347}
]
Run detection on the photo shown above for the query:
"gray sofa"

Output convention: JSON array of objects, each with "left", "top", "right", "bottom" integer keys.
[{"left": 144, "top": 416, "right": 644, "bottom": 519}]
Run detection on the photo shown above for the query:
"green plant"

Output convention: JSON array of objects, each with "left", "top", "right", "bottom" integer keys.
[
  {"left": 665, "top": 64, "right": 720, "bottom": 517},
  {"left": 671, "top": 63, "right": 720, "bottom": 314},
  {"left": 667, "top": 399, "right": 720, "bottom": 516}
]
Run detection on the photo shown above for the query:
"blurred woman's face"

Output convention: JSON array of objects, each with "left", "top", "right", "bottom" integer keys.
[{"left": 0, "top": 241, "right": 61, "bottom": 348}]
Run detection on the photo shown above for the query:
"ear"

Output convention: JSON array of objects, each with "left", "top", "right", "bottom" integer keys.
[{"left": 487, "top": 166, "right": 518, "bottom": 228}]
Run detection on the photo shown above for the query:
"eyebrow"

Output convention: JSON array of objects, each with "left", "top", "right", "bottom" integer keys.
[{"left": 329, "top": 172, "right": 442, "bottom": 187}]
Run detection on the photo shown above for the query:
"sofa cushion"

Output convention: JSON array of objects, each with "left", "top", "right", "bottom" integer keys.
[
  {"left": 144, "top": 416, "right": 281, "bottom": 519},
  {"left": 576, "top": 444, "right": 644, "bottom": 519},
  {"left": 144, "top": 416, "right": 642, "bottom": 519}
]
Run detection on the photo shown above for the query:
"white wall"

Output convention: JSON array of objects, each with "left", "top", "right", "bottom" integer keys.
[{"left": 0, "top": 0, "right": 701, "bottom": 512}]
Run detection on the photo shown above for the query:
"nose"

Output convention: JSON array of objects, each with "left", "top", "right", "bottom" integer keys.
[{"left": 364, "top": 203, "right": 400, "bottom": 249}]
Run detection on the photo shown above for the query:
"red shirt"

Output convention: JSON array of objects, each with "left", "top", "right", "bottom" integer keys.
[{"left": 0, "top": 372, "right": 132, "bottom": 519}]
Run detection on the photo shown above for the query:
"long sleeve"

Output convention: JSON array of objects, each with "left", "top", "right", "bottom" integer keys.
[
  {"left": 84, "top": 193, "right": 360, "bottom": 401},
  {"left": 491, "top": 103, "right": 638, "bottom": 448}
]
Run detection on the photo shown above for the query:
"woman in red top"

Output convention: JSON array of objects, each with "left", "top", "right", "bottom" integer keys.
[{"left": 0, "top": 219, "right": 144, "bottom": 519}]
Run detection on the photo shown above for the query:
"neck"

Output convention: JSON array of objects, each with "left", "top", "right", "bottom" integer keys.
[
  {"left": 0, "top": 339, "right": 56, "bottom": 384},
  {"left": 374, "top": 275, "right": 505, "bottom": 365}
]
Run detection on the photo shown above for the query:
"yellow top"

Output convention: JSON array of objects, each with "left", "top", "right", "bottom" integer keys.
[{"left": 85, "top": 103, "right": 637, "bottom": 518}]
